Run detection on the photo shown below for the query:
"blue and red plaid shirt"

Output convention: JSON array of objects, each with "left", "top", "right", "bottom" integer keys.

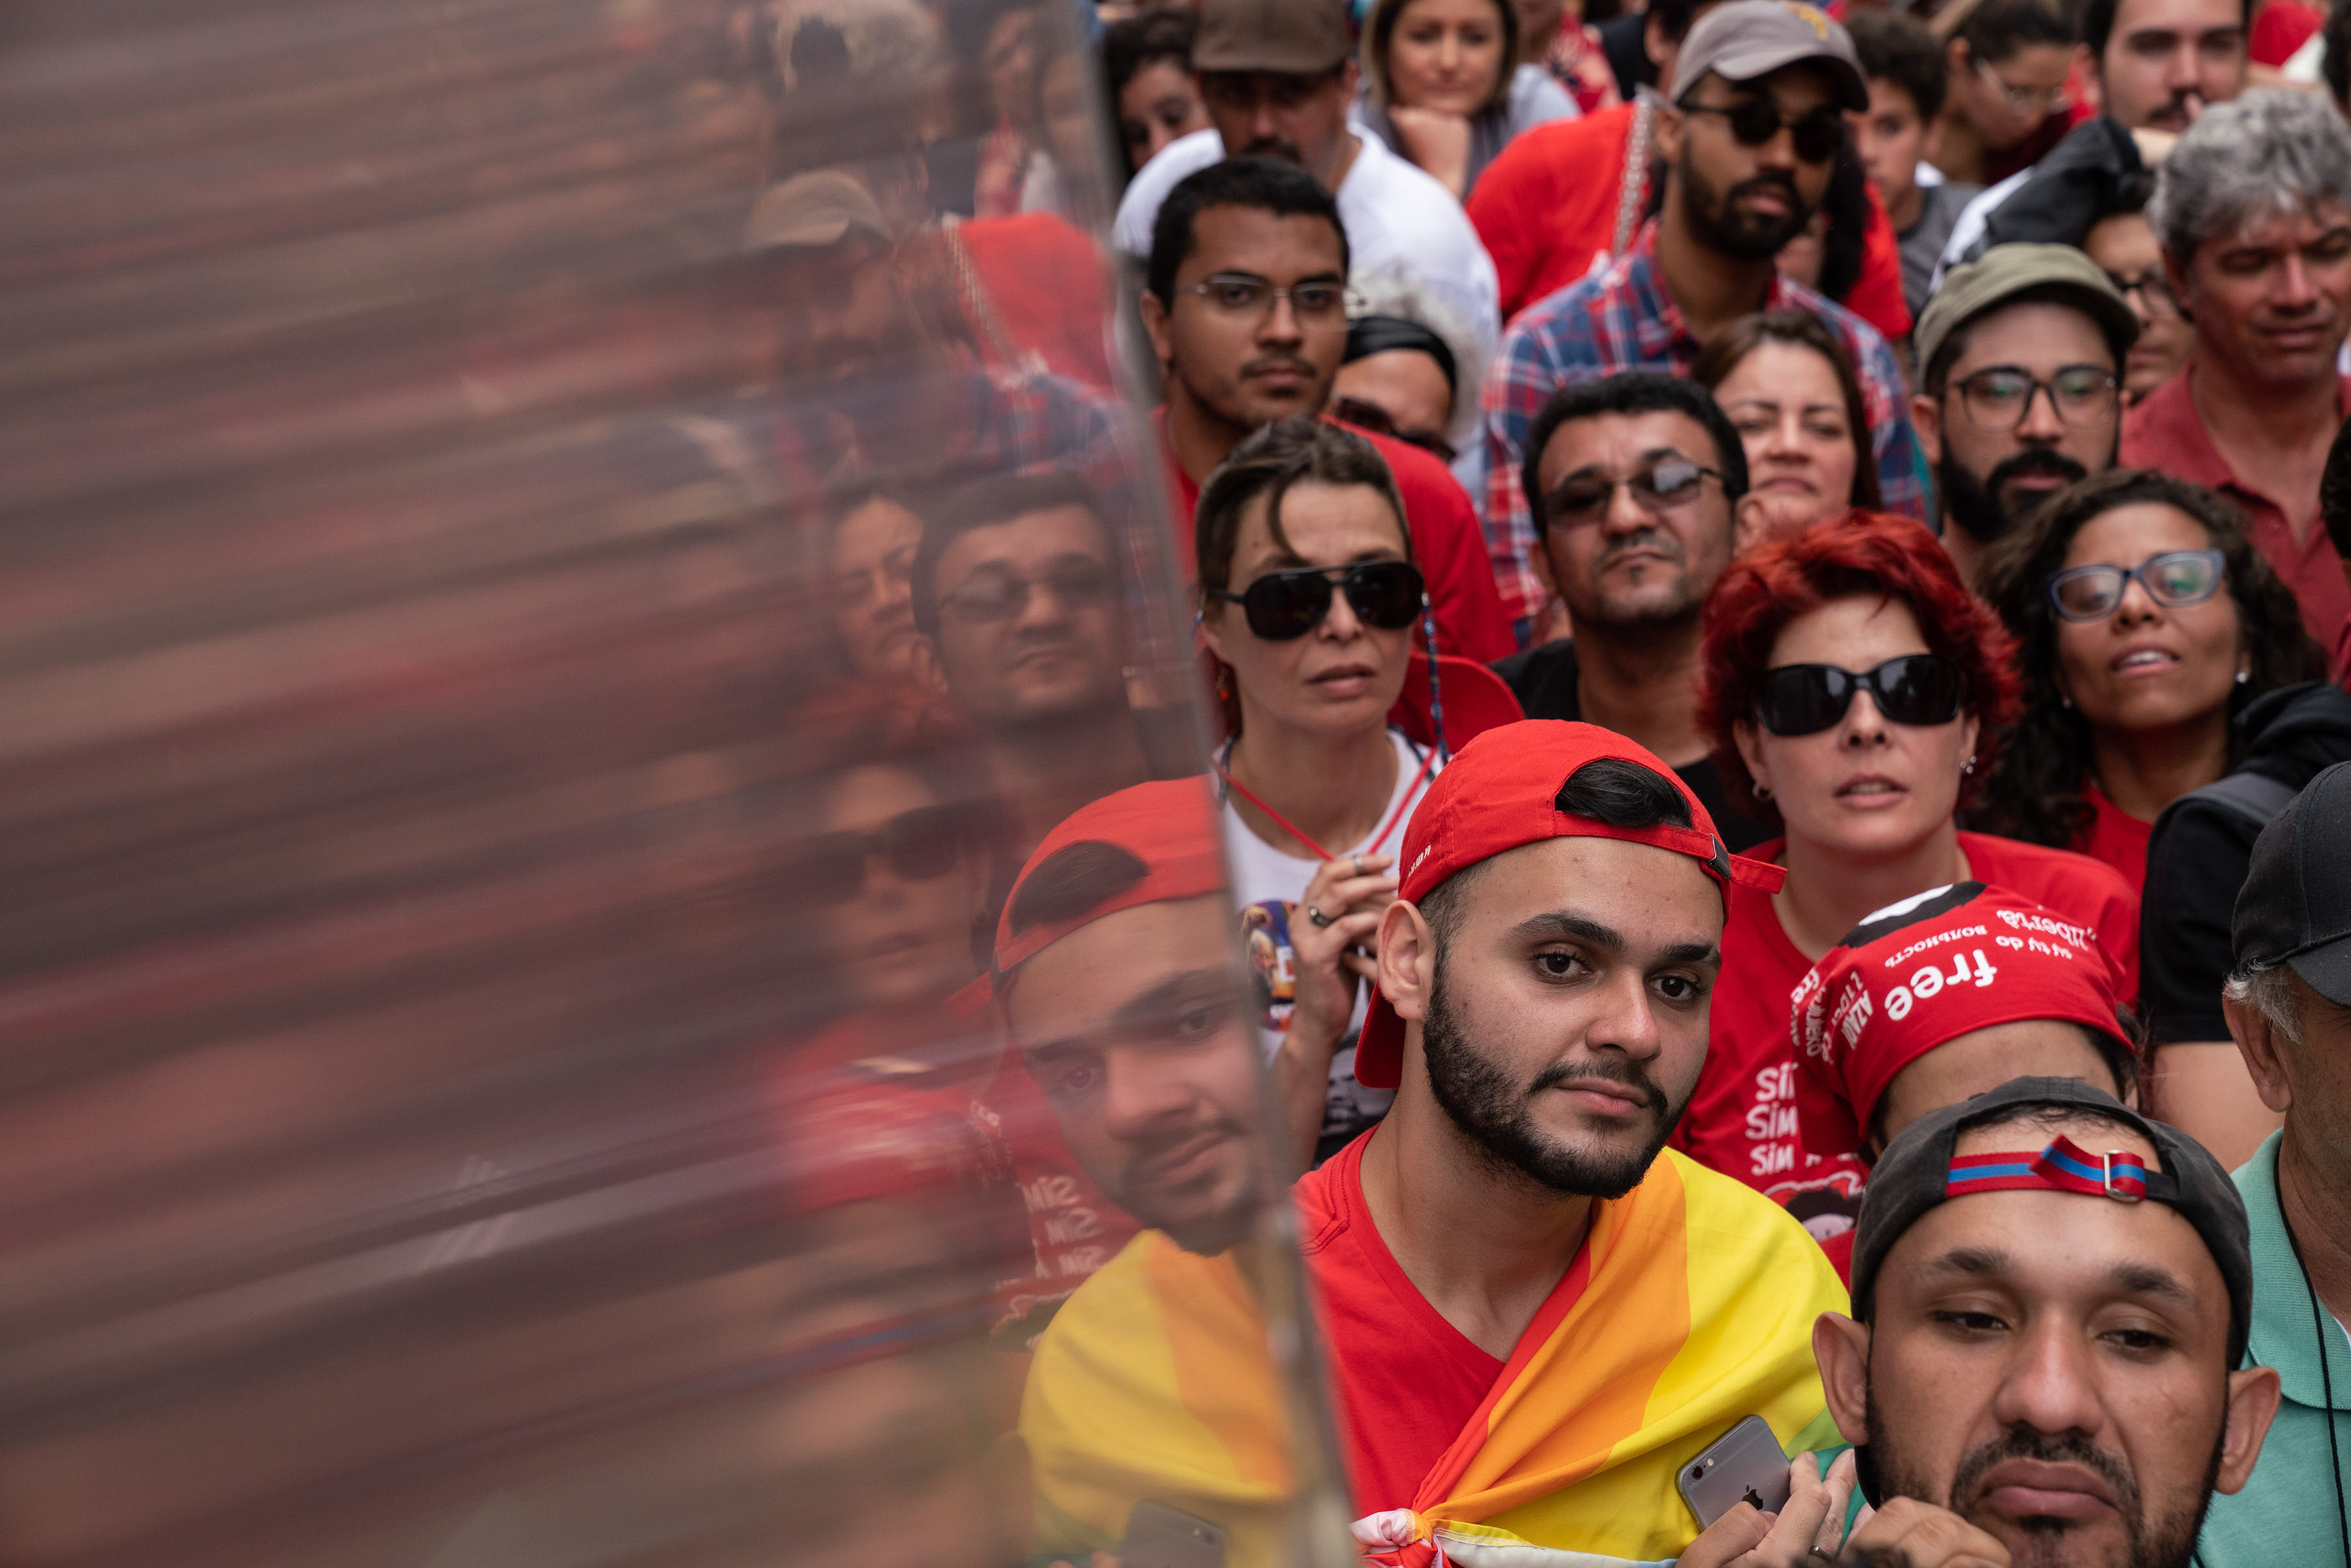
[{"left": 1479, "top": 222, "right": 1928, "bottom": 639}]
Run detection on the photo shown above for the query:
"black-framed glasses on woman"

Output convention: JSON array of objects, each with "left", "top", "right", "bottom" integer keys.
[
  {"left": 1177, "top": 273, "right": 1356, "bottom": 328},
  {"left": 1332, "top": 396, "right": 1458, "bottom": 464},
  {"left": 1950, "top": 364, "right": 2120, "bottom": 432},
  {"left": 797, "top": 805, "right": 970, "bottom": 906},
  {"left": 1973, "top": 56, "right": 2070, "bottom": 115},
  {"left": 1539, "top": 454, "right": 1721, "bottom": 529},
  {"left": 2045, "top": 549, "right": 2226, "bottom": 622},
  {"left": 1753, "top": 654, "right": 1969, "bottom": 736},
  {"left": 1211, "top": 560, "right": 1426, "bottom": 641}
]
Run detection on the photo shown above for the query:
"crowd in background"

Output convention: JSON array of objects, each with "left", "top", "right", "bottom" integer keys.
[{"left": 677, "top": 0, "right": 2351, "bottom": 1560}]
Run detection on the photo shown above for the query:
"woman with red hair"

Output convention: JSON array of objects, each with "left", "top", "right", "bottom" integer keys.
[{"left": 1677, "top": 511, "right": 2139, "bottom": 1246}]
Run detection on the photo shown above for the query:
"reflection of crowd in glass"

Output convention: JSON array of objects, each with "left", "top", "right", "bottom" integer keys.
[{"left": 750, "top": 0, "right": 2351, "bottom": 1563}]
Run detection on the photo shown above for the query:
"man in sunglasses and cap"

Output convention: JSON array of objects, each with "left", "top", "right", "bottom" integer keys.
[
  {"left": 1484, "top": 0, "right": 1925, "bottom": 645},
  {"left": 1142, "top": 157, "right": 1512, "bottom": 663},
  {"left": 1303, "top": 720, "right": 1855, "bottom": 1564},
  {"left": 1814, "top": 1076, "right": 2281, "bottom": 1568}
]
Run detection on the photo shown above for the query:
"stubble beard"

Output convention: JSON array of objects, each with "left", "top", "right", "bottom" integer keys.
[
  {"left": 1679, "top": 154, "right": 1812, "bottom": 263},
  {"left": 1419, "top": 959, "right": 1684, "bottom": 1198},
  {"left": 1861, "top": 1373, "right": 2222, "bottom": 1568}
]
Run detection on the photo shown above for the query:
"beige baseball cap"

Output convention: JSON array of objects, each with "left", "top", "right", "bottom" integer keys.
[
  {"left": 1914, "top": 243, "right": 2141, "bottom": 377},
  {"left": 1193, "top": 0, "right": 1352, "bottom": 75},
  {"left": 1667, "top": 0, "right": 1869, "bottom": 111},
  {"left": 744, "top": 169, "right": 891, "bottom": 251}
]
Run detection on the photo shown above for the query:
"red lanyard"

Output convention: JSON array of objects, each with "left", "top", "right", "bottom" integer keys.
[{"left": 1215, "top": 739, "right": 1437, "bottom": 863}]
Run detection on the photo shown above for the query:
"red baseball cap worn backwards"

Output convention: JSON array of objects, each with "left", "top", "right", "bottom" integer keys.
[
  {"left": 1355, "top": 720, "right": 1785, "bottom": 1090},
  {"left": 991, "top": 777, "right": 1228, "bottom": 984},
  {"left": 1789, "top": 881, "right": 2127, "bottom": 1158}
]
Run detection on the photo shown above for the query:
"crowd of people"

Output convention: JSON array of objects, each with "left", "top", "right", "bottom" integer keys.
[{"left": 752, "top": 0, "right": 2351, "bottom": 1561}]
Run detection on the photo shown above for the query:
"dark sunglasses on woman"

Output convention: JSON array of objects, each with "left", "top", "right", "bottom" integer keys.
[
  {"left": 1332, "top": 396, "right": 1459, "bottom": 465},
  {"left": 799, "top": 805, "right": 968, "bottom": 905},
  {"left": 2044, "top": 549, "right": 2224, "bottom": 622},
  {"left": 1753, "top": 653, "right": 1968, "bottom": 736},
  {"left": 1212, "top": 560, "right": 1427, "bottom": 641}
]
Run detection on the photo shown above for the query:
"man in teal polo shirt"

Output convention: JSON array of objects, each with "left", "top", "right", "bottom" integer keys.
[{"left": 2208, "top": 759, "right": 2351, "bottom": 1566}]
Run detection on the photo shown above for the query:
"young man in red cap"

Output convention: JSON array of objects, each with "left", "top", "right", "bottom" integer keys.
[
  {"left": 1310, "top": 719, "right": 1856, "bottom": 1564},
  {"left": 1816, "top": 1076, "right": 2280, "bottom": 1568},
  {"left": 1785, "top": 881, "right": 2141, "bottom": 1279}
]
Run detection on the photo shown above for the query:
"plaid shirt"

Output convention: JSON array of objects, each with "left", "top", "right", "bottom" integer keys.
[{"left": 1480, "top": 223, "right": 1928, "bottom": 639}]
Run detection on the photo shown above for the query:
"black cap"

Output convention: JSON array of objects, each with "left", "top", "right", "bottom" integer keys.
[
  {"left": 1850, "top": 1076, "right": 2252, "bottom": 1368},
  {"left": 2232, "top": 760, "right": 2351, "bottom": 1007}
]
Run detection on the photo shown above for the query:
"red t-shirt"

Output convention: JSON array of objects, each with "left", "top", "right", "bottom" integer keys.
[
  {"left": 1157, "top": 408, "right": 1516, "bottom": 665},
  {"left": 2073, "top": 784, "right": 2153, "bottom": 901},
  {"left": 1296, "top": 1130, "right": 1593, "bottom": 1514},
  {"left": 1671, "top": 831, "right": 2141, "bottom": 1243},
  {"left": 953, "top": 212, "right": 1117, "bottom": 393},
  {"left": 1467, "top": 104, "right": 1913, "bottom": 344}
]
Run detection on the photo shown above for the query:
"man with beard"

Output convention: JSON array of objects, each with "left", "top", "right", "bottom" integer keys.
[
  {"left": 1483, "top": 1, "right": 1922, "bottom": 647},
  {"left": 1111, "top": 0, "right": 1501, "bottom": 390},
  {"left": 1816, "top": 1076, "right": 2282, "bottom": 1568},
  {"left": 1909, "top": 246, "right": 2139, "bottom": 587},
  {"left": 1008, "top": 779, "right": 1305, "bottom": 1565},
  {"left": 1305, "top": 722, "right": 1861, "bottom": 1564},
  {"left": 1492, "top": 373, "right": 1770, "bottom": 850},
  {"left": 2121, "top": 90, "right": 2351, "bottom": 665}
]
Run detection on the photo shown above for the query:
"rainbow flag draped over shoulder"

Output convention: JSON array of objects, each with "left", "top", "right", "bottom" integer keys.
[
  {"left": 1021, "top": 1151, "right": 1846, "bottom": 1568},
  {"left": 1368, "top": 1149, "right": 1848, "bottom": 1566},
  {"left": 1021, "top": 1232, "right": 1298, "bottom": 1568}
]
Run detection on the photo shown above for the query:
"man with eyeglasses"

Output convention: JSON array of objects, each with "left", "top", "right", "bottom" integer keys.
[
  {"left": 1141, "top": 157, "right": 1513, "bottom": 662},
  {"left": 1110, "top": 0, "right": 1501, "bottom": 385},
  {"left": 1909, "top": 244, "right": 2139, "bottom": 588},
  {"left": 1483, "top": 1, "right": 1925, "bottom": 649},
  {"left": 1931, "top": 0, "right": 2250, "bottom": 279},
  {"left": 2081, "top": 171, "right": 2195, "bottom": 405},
  {"left": 2120, "top": 89, "right": 2351, "bottom": 667},
  {"left": 910, "top": 473, "right": 1157, "bottom": 863},
  {"left": 1494, "top": 372, "right": 1772, "bottom": 852}
]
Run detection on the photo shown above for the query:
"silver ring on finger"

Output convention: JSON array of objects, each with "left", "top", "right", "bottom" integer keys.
[
  {"left": 1808, "top": 1548, "right": 1837, "bottom": 1563},
  {"left": 1306, "top": 904, "right": 1335, "bottom": 928},
  {"left": 1352, "top": 854, "right": 1367, "bottom": 876}
]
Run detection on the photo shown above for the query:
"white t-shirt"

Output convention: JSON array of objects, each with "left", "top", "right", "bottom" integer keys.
[
  {"left": 1218, "top": 728, "right": 1437, "bottom": 1154},
  {"left": 1112, "top": 126, "right": 1502, "bottom": 374}
]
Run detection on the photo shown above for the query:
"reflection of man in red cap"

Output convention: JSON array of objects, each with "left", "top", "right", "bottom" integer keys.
[
  {"left": 992, "top": 776, "right": 1270, "bottom": 1258},
  {"left": 1302, "top": 720, "right": 1857, "bottom": 1564}
]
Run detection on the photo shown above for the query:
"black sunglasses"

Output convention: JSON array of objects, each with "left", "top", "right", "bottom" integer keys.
[
  {"left": 1332, "top": 396, "right": 1458, "bottom": 464},
  {"left": 1212, "top": 560, "right": 1426, "bottom": 641},
  {"left": 1682, "top": 97, "right": 1845, "bottom": 163},
  {"left": 1754, "top": 654, "right": 1968, "bottom": 736},
  {"left": 797, "top": 805, "right": 967, "bottom": 906}
]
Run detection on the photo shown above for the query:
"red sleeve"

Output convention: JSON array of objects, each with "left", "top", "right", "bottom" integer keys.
[
  {"left": 1369, "top": 432, "right": 1516, "bottom": 664},
  {"left": 1842, "top": 186, "right": 1913, "bottom": 344},
  {"left": 1468, "top": 108, "right": 1633, "bottom": 323}
]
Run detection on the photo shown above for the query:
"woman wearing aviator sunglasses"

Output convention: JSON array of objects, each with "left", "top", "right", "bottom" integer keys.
[
  {"left": 1672, "top": 512, "right": 2137, "bottom": 1240},
  {"left": 1197, "top": 419, "right": 1445, "bottom": 1165}
]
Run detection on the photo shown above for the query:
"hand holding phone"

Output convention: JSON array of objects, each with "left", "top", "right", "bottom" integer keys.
[{"left": 1678, "top": 1415, "right": 1796, "bottom": 1528}]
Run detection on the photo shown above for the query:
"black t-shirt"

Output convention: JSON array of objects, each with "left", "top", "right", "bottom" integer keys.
[{"left": 1492, "top": 639, "right": 1773, "bottom": 852}]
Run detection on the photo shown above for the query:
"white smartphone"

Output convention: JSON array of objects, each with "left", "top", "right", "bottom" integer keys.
[{"left": 1676, "top": 1415, "right": 1795, "bottom": 1529}]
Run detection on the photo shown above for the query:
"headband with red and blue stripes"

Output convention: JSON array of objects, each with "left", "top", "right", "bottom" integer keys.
[{"left": 1945, "top": 1133, "right": 2167, "bottom": 1203}]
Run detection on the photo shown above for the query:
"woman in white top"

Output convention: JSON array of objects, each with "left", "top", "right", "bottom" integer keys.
[
  {"left": 1355, "top": 0, "right": 1576, "bottom": 200},
  {"left": 1197, "top": 417, "right": 1440, "bottom": 1166}
]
